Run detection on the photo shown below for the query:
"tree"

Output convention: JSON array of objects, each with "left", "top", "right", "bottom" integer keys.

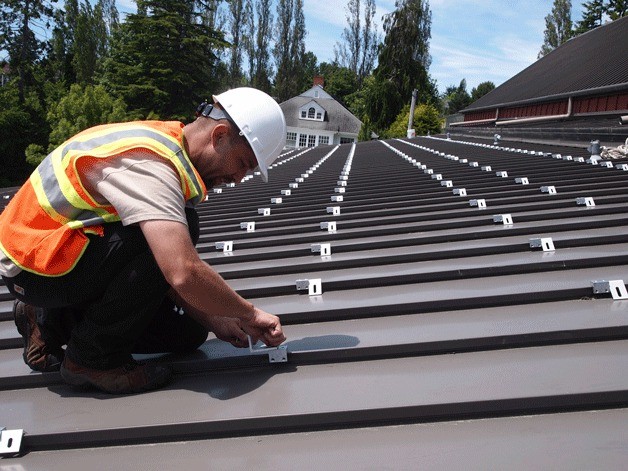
[
  {"left": 538, "top": 0, "right": 573, "bottom": 58},
  {"left": 606, "top": 0, "right": 627, "bottom": 20},
  {"left": 318, "top": 62, "right": 359, "bottom": 104},
  {"left": 0, "top": 0, "right": 57, "bottom": 102},
  {"left": 72, "top": 1, "right": 110, "bottom": 84},
  {"left": 444, "top": 79, "right": 471, "bottom": 114},
  {"left": 102, "top": 0, "right": 227, "bottom": 120},
  {"left": 384, "top": 102, "right": 441, "bottom": 138},
  {"left": 226, "top": 0, "right": 246, "bottom": 87},
  {"left": 25, "top": 83, "right": 129, "bottom": 165},
  {"left": 243, "top": 0, "right": 274, "bottom": 92},
  {"left": 574, "top": 0, "right": 605, "bottom": 34},
  {"left": 273, "top": 0, "right": 307, "bottom": 101},
  {"left": 470, "top": 81, "right": 495, "bottom": 102},
  {"left": 334, "top": 0, "right": 378, "bottom": 85},
  {"left": 368, "top": 0, "right": 433, "bottom": 131}
]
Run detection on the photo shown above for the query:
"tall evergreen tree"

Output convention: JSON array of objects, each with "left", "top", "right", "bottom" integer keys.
[
  {"left": 538, "top": 0, "right": 573, "bottom": 58},
  {"left": 0, "top": 0, "right": 57, "bottom": 102},
  {"left": 574, "top": 0, "right": 605, "bottom": 34},
  {"left": 244, "top": 0, "right": 274, "bottom": 93},
  {"left": 606, "top": 0, "right": 627, "bottom": 19},
  {"left": 102, "top": 0, "right": 227, "bottom": 120},
  {"left": 368, "top": 0, "right": 433, "bottom": 131}
]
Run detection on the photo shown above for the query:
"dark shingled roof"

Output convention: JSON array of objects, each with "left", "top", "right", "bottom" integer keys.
[
  {"left": 280, "top": 95, "right": 362, "bottom": 134},
  {"left": 464, "top": 16, "right": 628, "bottom": 112}
]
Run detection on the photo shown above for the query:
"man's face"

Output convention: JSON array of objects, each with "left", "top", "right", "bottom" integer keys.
[{"left": 201, "top": 129, "right": 258, "bottom": 188}]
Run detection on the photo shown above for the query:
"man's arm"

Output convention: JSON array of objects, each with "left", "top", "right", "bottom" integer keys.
[{"left": 139, "top": 219, "right": 285, "bottom": 346}]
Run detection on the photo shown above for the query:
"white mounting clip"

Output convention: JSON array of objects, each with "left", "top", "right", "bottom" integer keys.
[
  {"left": 215, "top": 241, "right": 233, "bottom": 253},
  {"left": 529, "top": 237, "right": 555, "bottom": 251},
  {"left": 296, "top": 278, "right": 323, "bottom": 296},
  {"left": 311, "top": 243, "right": 331, "bottom": 256},
  {"left": 431, "top": 173, "right": 443, "bottom": 180},
  {"left": 469, "top": 199, "right": 487, "bottom": 208},
  {"left": 289, "top": 183, "right": 299, "bottom": 189},
  {"left": 334, "top": 187, "right": 346, "bottom": 193},
  {"left": 481, "top": 165, "right": 492, "bottom": 171},
  {"left": 0, "top": 427, "right": 23, "bottom": 456},
  {"left": 576, "top": 197, "right": 595, "bottom": 207},
  {"left": 326, "top": 206, "right": 341, "bottom": 215},
  {"left": 258, "top": 208, "right": 271, "bottom": 216},
  {"left": 281, "top": 189, "right": 292, "bottom": 195},
  {"left": 453, "top": 188, "right": 467, "bottom": 196},
  {"left": 240, "top": 222, "right": 255, "bottom": 232},
  {"left": 271, "top": 197, "right": 283, "bottom": 204},
  {"left": 441, "top": 180, "right": 453, "bottom": 187},
  {"left": 337, "top": 180, "right": 348, "bottom": 186},
  {"left": 591, "top": 280, "right": 628, "bottom": 300},
  {"left": 320, "top": 221, "right": 337, "bottom": 233},
  {"left": 496, "top": 171, "right": 508, "bottom": 177},
  {"left": 493, "top": 214, "right": 513, "bottom": 225},
  {"left": 331, "top": 195, "right": 344, "bottom": 202},
  {"left": 515, "top": 177, "right": 529, "bottom": 185},
  {"left": 247, "top": 336, "right": 288, "bottom": 363},
  {"left": 213, "top": 188, "right": 222, "bottom": 194},
  {"left": 540, "top": 186, "right": 557, "bottom": 194}
]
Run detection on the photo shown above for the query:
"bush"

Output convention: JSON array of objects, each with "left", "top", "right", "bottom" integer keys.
[{"left": 383, "top": 103, "right": 441, "bottom": 139}]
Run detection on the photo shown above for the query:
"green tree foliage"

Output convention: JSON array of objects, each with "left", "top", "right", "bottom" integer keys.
[
  {"left": 470, "top": 81, "right": 495, "bottom": 102},
  {"left": 318, "top": 62, "right": 359, "bottom": 104},
  {"left": 334, "top": 0, "right": 379, "bottom": 85},
  {"left": 226, "top": 0, "right": 246, "bottom": 87},
  {"left": 384, "top": 102, "right": 441, "bottom": 138},
  {"left": 574, "top": 0, "right": 626, "bottom": 34},
  {"left": 368, "top": 0, "right": 434, "bottom": 131},
  {"left": 25, "top": 83, "right": 129, "bottom": 165},
  {"left": 538, "top": 0, "right": 573, "bottom": 58},
  {"left": 72, "top": 1, "right": 111, "bottom": 84},
  {"left": 244, "top": 0, "right": 274, "bottom": 93},
  {"left": 102, "top": 0, "right": 227, "bottom": 120},
  {"left": 0, "top": 0, "right": 57, "bottom": 102},
  {"left": 444, "top": 79, "right": 471, "bottom": 114},
  {"left": 273, "top": 0, "right": 308, "bottom": 101}
]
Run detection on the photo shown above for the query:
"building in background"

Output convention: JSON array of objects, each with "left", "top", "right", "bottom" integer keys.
[{"left": 280, "top": 77, "right": 362, "bottom": 148}]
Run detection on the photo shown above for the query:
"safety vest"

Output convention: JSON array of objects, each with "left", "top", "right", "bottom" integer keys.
[{"left": 0, "top": 121, "right": 206, "bottom": 276}]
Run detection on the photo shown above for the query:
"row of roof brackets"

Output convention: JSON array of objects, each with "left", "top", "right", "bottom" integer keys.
[
  {"left": 0, "top": 427, "right": 23, "bottom": 457},
  {"left": 591, "top": 280, "right": 628, "bottom": 300},
  {"left": 247, "top": 336, "right": 288, "bottom": 363}
]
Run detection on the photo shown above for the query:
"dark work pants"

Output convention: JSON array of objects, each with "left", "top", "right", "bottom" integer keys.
[{"left": 3, "top": 208, "right": 208, "bottom": 369}]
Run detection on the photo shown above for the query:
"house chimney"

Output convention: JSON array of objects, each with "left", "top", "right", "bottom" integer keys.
[{"left": 313, "top": 76, "right": 324, "bottom": 88}]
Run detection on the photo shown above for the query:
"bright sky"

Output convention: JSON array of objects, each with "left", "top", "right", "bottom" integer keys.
[{"left": 116, "top": 0, "right": 584, "bottom": 95}]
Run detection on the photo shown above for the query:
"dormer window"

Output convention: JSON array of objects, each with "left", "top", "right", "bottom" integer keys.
[{"left": 299, "top": 101, "right": 325, "bottom": 122}]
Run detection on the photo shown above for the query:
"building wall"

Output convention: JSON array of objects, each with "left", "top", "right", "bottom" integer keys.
[{"left": 286, "top": 126, "right": 357, "bottom": 148}]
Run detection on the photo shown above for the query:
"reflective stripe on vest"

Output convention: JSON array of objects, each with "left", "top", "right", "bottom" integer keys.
[{"left": 0, "top": 121, "right": 206, "bottom": 276}]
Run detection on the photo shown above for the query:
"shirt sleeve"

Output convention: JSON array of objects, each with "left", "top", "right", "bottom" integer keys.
[{"left": 95, "top": 154, "right": 188, "bottom": 227}]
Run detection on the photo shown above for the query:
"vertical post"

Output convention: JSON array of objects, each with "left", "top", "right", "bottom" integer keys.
[{"left": 407, "top": 89, "right": 418, "bottom": 138}]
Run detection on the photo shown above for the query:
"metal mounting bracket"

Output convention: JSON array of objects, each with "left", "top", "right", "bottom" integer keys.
[
  {"left": 540, "top": 185, "right": 557, "bottom": 194},
  {"left": 530, "top": 237, "right": 555, "bottom": 251},
  {"left": 469, "top": 199, "right": 487, "bottom": 208},
  {"left": 240, "top": 222, "right": 255, "bottom": 232},
  {"left": 215, "top": 241, "right": 233, "bottom": 253},
  {"left": 493, "top": 214, "right": 513, "bottom": 225},
  {"left": 247, "top": 336, "right": 288, "bottom": 363},
  {"left": 576, "top": 197, "right": 595, "bottom": 207},
  {"left": 591, "top": 280, "right": 628, "bottom": 300},
  {"left": 296, "top": 278, "right": 323, "bottom": 296},
  {"left": 0, "top": 427, "right": 23, "bottom": 456}
]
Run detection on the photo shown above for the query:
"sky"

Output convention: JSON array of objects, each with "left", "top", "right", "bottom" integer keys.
[{"left": 113, "top": 0, "right": 585, "bottom": 95}]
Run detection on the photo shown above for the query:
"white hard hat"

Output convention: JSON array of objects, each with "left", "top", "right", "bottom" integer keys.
[{"left": 213, "top": 87, "right": 286, "bottom": 182}]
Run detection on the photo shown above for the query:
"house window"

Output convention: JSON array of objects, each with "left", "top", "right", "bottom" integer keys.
[
  {"left": 307, "top": 135, "right": 316, "bottom": 147},
  {"left": 319, "top": 135, "right": 329, "bottom": 145},
  {"left": 316, "top": 112, "right": 322, "bottom": 120},
  {"left": 287, "top": 132, "right": 297, "bottom": 147},
  {"left": 300, "top": 110, "right": 306, "bottom": 118},
  {"left": 308, "top": 107, "right": 316, "bottom": 119},
  {"left": 299, "top": 134, "right": 308, "bottom": 147},
  {"left": 340, "top": 137, "right": 354, "bottom": 144}
]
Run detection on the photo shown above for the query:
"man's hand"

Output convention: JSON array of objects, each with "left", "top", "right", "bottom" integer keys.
[
  {"left": 240, "top": 307, "right": 286, "bottom": 347},
  {"left": 207, "top": 316, "right": 249, "bottom": 348}
]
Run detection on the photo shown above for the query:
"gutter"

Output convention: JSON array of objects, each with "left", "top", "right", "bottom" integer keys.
[{"left": 495, "top": 96, "right": 573, "bottom": 126}]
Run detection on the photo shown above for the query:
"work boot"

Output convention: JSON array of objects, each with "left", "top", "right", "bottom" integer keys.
[
  {"left": 13, "top": 300, "right": 64, "bottom": 372},
  {"left": 60, "top": 356, "right": 172, "bottom": 394}
]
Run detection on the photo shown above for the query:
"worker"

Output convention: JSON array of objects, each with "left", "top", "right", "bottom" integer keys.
[{"left": 0, "top": 87, "right": 287, "bottom": 394}]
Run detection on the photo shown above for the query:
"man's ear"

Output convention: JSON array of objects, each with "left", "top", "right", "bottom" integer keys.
[{"left": 210, "top": 123, "right": 230, "bottom": 148}]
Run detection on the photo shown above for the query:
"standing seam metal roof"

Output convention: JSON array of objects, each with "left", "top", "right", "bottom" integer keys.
[{"left": 1, "top": 136, "right": 627, "bottom": 469}]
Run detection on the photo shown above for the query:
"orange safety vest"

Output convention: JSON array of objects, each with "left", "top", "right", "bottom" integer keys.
[{"left": 0, "top": 121, "right": 206, "bottom": 277}]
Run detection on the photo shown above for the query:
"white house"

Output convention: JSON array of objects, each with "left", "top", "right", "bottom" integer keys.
[{"left": 279, "top": 78, "right": 362, "bottom": 148}]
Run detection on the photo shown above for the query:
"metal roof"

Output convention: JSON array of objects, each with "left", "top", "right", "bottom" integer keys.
[
  {"left": 1, "top": 136, "right": 627, "bottom": 469},
  {"left": 463, "top": 16, "right": 628, "bottom": 112}
]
